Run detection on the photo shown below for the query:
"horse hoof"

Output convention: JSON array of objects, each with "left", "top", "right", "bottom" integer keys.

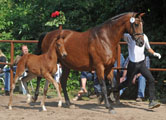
[
  {"left": 42, "top": 109, "right": 47, "bottom": 112},
  {"left": 64, "top": 102, "right": 71, "bottom": 108},
  {"left": 109, "top": 109, "right": 116, "bottom": 114},
  {"left": 42, "top": 106, "right": 47, "bottom": 111},
  {"left": 26, "top": 94, "right": 31, "bottom": 103},
  {"left": 69, "top": 104, "right": 76, "bottom": 109},
  {"left": 58, "top": 101, "right": 62, "bottom": 107},
  {"left": 26, "top": 99, "right": 31, "bottom": 104},
  {"left": 8, "top": 106, "right": 12, "bottom": 110}
]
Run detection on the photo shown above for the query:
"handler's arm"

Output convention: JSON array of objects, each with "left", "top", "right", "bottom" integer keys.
[
  {"left": 148, "top": 48, "right": 155, "bottom": 54},
  {"left": 148, "top": 48, "right": 161, "bottom": 59}
]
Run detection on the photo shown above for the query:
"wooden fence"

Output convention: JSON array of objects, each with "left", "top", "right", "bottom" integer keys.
[{"left": 0, "top": 40, "right": 166, "bottom": 89}]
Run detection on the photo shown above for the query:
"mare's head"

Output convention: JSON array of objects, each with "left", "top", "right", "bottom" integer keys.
[
  {"left": 56, "top": 37, "right": 67, "bottom": 59},
  {"left": 126, "top": 12, "right": 145, "bottom": 47}
]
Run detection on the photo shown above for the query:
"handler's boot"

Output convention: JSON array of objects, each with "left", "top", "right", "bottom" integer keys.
[{"left": 149, "top": 100, "right": 160, "bottom": 109}]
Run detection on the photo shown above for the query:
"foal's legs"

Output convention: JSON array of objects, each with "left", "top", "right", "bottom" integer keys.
[
  {"left": 41, "top": 73, "right": 63, "bottom": 111},
  {"left": 8, "top": 69, "right": 25, "bottom": 110},
  {"left": 41, "top": 80, "right": 50, "bottom": 111},
  {"left": 21, "top": 73, "right": 36, "bottom": 103}
]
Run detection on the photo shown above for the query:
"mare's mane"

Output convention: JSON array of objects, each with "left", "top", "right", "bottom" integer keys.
[
  {"left": 110, "top": 12, "right": 133, "bottom": 21},
  {"left": 103, "top": 12, "right": 134, "bottom": 26},
  {"left": 90, "top": 12, "right": 134, "bottom": 38}
]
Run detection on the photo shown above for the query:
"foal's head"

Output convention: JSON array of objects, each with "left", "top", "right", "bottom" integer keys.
[
  {"left": 56, "top": 37, "right": 67, "bottom": 59},
  {"left": 127, "top": 13, "right": 145, "bottom": 47}
]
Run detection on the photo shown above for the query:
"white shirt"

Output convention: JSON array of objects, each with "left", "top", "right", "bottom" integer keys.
[
  {"left": 54, "top": 64, "right": 62, "bottom": 83},
  {"left": 123, "top": 33, "right": 151, "bottom": 62}
]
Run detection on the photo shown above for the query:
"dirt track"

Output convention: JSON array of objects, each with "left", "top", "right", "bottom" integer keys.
[{"left": 0, "top": 94, "right": 166, "bottom": 120}]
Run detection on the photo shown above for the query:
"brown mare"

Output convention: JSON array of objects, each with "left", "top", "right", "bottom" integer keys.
[
  {"left": 34, "top": 12, "right": 145, "bottom": 113},
  {"left": 8, "top": 30, "right": 67, "bottom": 111}
]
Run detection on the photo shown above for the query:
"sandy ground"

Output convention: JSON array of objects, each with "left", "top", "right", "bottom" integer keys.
[{"left": 0, "top": 94, "right": 166, "bottom": 120}]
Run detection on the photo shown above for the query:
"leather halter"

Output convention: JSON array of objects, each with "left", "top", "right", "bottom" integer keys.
[{"left": 130, "top": 18, "right": 144, "bottom": 40}]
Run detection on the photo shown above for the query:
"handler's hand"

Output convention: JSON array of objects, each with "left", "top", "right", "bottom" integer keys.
[{"left": 153, "top": 52, "right": 161, "bottom": 59}]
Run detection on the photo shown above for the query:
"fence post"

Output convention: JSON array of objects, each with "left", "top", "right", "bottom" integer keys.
[{"left": 10, "top": 41, "right": 14, "bottom": 90}]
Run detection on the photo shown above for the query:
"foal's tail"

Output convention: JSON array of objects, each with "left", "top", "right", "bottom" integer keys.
[{"left": 14, "top": 55, "right": 29, "bottom": 84}]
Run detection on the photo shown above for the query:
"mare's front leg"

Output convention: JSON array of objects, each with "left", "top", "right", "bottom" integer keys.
[
  {"left": 96, "top": 64, "right": 115, "bottom": 113},
  {"left": 21, "top": 73, "right": 36, "bottom": 103},
  {"left": 32, "top": 76, "right": 42, "bottom": 102},
  {"left": 61, "top": 66, "right": 70, "bottom": 107}
]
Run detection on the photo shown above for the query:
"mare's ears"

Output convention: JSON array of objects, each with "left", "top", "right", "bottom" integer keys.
[
  {"left": 135, "top": 13, "right": 145, "bottom": 18},
  {"left": 139, "top": 13, "right": 145, "bottom": 17}
]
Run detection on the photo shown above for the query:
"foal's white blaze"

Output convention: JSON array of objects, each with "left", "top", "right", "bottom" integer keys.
[
  {"left": 26, "top": 94, "right": 31, "bottom": 103},
  {"left": 58, "top": 100, "right": 62, "bottom": 107}
]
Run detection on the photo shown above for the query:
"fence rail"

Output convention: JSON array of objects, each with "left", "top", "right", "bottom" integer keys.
[
  {"left": 0, "top": 40, "right": 38, "bottom": 89},
  {"left": 0, "top": 40, "right": 166, "bottom": 89}
]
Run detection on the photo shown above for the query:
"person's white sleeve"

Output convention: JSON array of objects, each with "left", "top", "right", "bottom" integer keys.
[
  {"left": 144, "top": 34, "right": 151, "bottom": 50},
  {"left": 123, "top": 33, "right": 130, "bottom": 42}
]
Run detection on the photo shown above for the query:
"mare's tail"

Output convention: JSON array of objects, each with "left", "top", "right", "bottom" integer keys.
[
  {"left": 34, "top": 32, "right": 47, "bottom": 55},
  {"left": 35, "top": 26, "right": 63, "bottom": 55}
]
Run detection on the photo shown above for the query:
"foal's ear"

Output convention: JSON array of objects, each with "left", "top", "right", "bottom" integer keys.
[{"left": 135, "top": 12, "right": 145, "bottom": 18}]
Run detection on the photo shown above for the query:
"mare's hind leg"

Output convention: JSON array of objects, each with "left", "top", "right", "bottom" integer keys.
[
  {"left": 32, "top": 77, "right": 42, "bottom": 102},
  {"left": 21, "top": 73, "right": 36, "bottom": 103}
]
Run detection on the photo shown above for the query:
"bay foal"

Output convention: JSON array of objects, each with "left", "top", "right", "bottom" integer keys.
[{"left": 8, "top": 34, "right": 67, "bottom": 111}]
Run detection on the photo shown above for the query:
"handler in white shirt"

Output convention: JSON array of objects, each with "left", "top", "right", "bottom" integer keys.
[
  {"left": 118, "top": 33, "right": 161, "bottom": 109},
  {"left": 54, "top": 63, "right": 62, "bottom": 92},
  {"left": 54, "top": 63, "right": 62, "bottom": 83}
]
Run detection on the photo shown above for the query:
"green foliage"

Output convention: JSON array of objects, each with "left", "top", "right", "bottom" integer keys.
[
  {"left": 45, "top": 11, "right": 66, "bottom": 27},
  {"left": 67, "top": 70, "right": 80, "bottom": 91}
]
